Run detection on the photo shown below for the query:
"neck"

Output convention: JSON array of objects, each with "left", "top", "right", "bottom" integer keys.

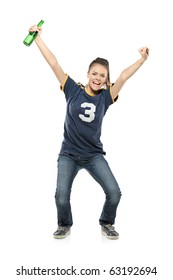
[{"left": 85, "top": 85, "right": 100, "bottom": 96}]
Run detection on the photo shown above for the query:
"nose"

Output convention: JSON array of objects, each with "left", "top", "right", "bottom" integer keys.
[{"left": 95, "top": 74, "right": 100, "bottom": 80}]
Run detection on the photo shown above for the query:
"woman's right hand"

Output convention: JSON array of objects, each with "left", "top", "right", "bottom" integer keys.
[{"left": 29, "top": 25, "right": 42, "bottom": 36}]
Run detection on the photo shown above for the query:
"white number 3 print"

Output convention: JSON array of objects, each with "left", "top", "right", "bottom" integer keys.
[{"left": 79, "top": 102, "right": 96, "bottom": 123}]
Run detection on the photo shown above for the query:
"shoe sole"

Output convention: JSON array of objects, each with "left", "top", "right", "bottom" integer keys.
[
  {"left": 53, "top": 230, "right": 70, "bottom": 239},
  {"left": 102, "top": 231, "right": 119, "bottom": 240}
]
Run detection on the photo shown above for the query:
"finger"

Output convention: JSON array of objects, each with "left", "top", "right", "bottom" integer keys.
[{"left": 29, "top": 25, "right": 38, "bottom": 32}]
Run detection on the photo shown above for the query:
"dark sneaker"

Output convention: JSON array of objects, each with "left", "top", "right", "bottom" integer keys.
[
  {"left": 53, "top": 226, "right": 71, "bottom": 239},
  {"left": 101, "top": 224, "right": 119, "bottom": 240}
]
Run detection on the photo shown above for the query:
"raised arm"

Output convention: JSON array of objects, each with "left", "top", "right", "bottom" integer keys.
[
  {"left": 29, "top": 25, "right": 66, "bottom": 85},
  {"left": 111, "top": 47, "right": 149, "bottom": 100}
]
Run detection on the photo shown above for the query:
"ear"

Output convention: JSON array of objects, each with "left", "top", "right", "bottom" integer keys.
[
  {"left": 104, "top": 78, "right": 108, "bottom": 86},
  {"left": 103, "top": 78, "right": 109, "bottom": 89},
  {"left": 103, "top": 84, "right": 107, "bottom": 89}
]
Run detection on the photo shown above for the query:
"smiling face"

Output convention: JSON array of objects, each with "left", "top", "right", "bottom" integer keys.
[{"left": 87, "top": 63, "right": 108, "bottom": 95}]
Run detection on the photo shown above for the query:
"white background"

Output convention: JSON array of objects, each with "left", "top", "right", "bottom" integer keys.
[{"left": 0, "top": 0, "right": 172, "bottom": 279}]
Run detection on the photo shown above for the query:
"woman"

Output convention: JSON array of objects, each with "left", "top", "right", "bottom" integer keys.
[{"left": 28, "top": 23, "right": 149, "bottom": 240}]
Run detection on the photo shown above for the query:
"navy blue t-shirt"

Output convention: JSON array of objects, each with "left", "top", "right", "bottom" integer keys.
[{"left": 59, "top": 75, "right": 117, "bottom": 157}]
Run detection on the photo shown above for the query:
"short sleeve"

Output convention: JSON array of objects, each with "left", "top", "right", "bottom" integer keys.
[{"left": 60, "top": 75, "right": 80, "bottom": 101}]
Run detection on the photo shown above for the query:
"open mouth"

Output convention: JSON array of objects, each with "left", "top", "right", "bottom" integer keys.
[{"left": 93, "top": 81, "right": 101, "bottom": 86}]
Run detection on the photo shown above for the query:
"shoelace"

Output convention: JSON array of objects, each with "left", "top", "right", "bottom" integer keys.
[
  {"left": 58, "top": 226, "right": 70, "bottom": 231},
  {"left": 104, "top": 224, "right": 115, "bottom": 232}
]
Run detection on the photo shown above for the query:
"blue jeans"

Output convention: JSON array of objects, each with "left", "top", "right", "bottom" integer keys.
[{"left": 55, "top": 154, "right": 121, "bottom": 226}]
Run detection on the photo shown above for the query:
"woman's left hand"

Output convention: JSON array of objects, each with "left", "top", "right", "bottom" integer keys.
[{"left": 138, "top": 47, "right": 149, "bottom": 60}]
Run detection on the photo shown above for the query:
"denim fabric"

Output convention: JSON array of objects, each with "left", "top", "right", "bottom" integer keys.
[{"left": 55, "top": 154, "right": 121, "bottom": 226}]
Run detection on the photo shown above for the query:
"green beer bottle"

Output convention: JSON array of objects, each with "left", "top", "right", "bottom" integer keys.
[{"left": 23, "top": 20, "right": 44, "bottom": 46}]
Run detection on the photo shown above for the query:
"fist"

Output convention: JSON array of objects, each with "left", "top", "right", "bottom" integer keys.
[
  {"left": 29, "top": 25, "right": 42, "bottom": 35},
  {"left": 138, "top": 47, "right": 149, "bottom": 59}
]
